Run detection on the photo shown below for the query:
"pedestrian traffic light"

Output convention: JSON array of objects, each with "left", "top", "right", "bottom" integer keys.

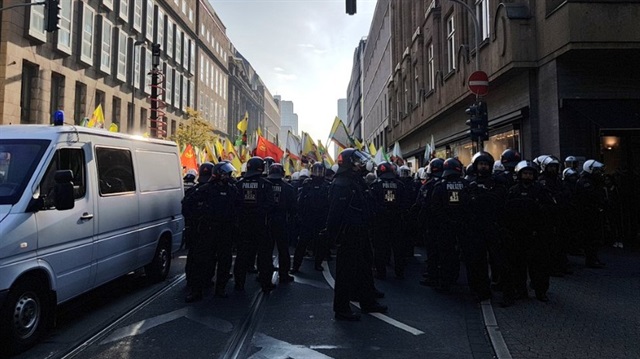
[
  {"left": 346, "top": 0, "right": 357, "bottom": 15},
  {"left": 466, "top": 101, "right": 489, "bottom": 141},
  {"left": 45, "top": 0, "right": 62, "bottom": 33}
]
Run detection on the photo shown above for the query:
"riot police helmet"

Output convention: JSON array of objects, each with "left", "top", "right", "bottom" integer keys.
[
  {"left": 442, "top": 158, "right": 464, "bottom": 178},
  {"left": 398, "top": 165, "right": 411, "bottom": 178},
  {"left": 267, "top": 163, "right": 285, "bottom": 179},
  {"left": 562, "top": 167, "right": 579, "bottom": 181},
  {"left": 325, "top": 167, "right": 336, "bottom": 180},
  {"left": 377, "top": 161, "right": 397, "bottom": 179},
  {"left": 336, "top": 148, "right": 375, "bottom": 175},
  {"left": 212, "top": 161, "right": 236, "bottom": 180},
  {"left": 184, "top": 169, "right": 197, "bottom": 183},
  {"left": 311, "top": 162, "right": 326, "bottom": 178},
  {"left": 514, "top": 160, "right": 539, "bottom": 179},
  {"left": 582, "top": 159, "right": 605, "bottom": 174},
  {"left": 416, "top": 167, "right": 425, "bottom": 180},
  {"left": 245, "top": 156, "right": 265, "bottom": 178},
  {"left": 291, "top": 171, "right": 300, "bottom": 181},
  {"left": 500, "top": 149, "right": 521, "bottom": 170},
  {"left": 493, "top": 160, "right": 505, "bottom": 174},
  {"left": 564, "top": 156, "right": 579, "bottom": 170},
  {"left": 198, "top": 162, "right": 214, "bottom": 183},
  {"left": 539, "top": 155, "right": 561, "bottom": 174},
  {"left": 263, "top": 157, "right": 276, "bottom": 175},
  {"left": 426, "top": 158, "right": 445, "bottom": 178},
  {"left": 299, "top": 168, "right": 310, "bottom": 178},
  {"left": 365, "top": 172, "right": 377, "bottom": 185},
  {"left": 472, "top": 151, "right": 494, "bottom": 176}
]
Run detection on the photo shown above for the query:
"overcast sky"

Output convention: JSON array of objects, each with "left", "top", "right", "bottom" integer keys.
[{"left": 209, "top": 0, "right": 377, "bottom": 145}]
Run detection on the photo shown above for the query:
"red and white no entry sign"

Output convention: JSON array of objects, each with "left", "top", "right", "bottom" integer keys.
[{"left": 468, "top": 71, "right": 489, "bottom": 96}]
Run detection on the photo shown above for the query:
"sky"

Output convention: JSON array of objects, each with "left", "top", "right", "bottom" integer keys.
[{"left": 209, "top": 0, "right": 377, "bottom": 145}]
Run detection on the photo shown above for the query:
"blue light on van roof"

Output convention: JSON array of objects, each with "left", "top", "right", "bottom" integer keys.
[{"left": 53, "top": 110, "right": 65, "bottom": 126}]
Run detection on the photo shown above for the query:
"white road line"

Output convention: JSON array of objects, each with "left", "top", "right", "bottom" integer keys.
[
  {"left": 480, "top": 300, "right": 512, "bottom": 359},
  {"left": 320, "top": 261, "right": 424, "bottom": 336}
]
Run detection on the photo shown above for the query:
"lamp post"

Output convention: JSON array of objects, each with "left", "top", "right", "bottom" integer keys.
[{"left": 130, "top": 39, "right": 145, "bottom": 132}]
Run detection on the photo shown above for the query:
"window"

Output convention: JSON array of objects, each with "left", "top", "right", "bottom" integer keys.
[
  {"left": 40, "top": 149, "right": 87, "bottom": 207},
  {"left": 119, "top": 0, "right": 129, "bottom": 22},
  {"left": 189, "top": 40, "right": 195, "bottom": 74},
  {"left": 140, "top": 108, "right": 147, "bottom": 132},
  {"left": 145, "top": 0, "right": 154, "bottom": 41},
  {"left": 155, "top": 9, "right": 164, "bottom": 48},
  {"left": 57, "top": 0, "right": 73, "bottom": 53},
  {"left": 28, "top": 0, "right": 46, "bottom": 41},
  {"left": 446, "top": 14, "right": 456, "bottom": 73},
  {"left": 476, "top": 0, "right": 490, "bottom": 42},
  {"left": 95, "top": 90, "right": 106, "bottom": 114},
  {"left": 112, "top": 96, "right": 121, "bottom": 129},
  {"left": 80, "top": 4, "right": 95, "bottom": 65},
  {"left": 100, "top": 19, "right": 113, "bottom": 73},
  {"left": 189, "top": 81, "right": 194, "bottom": 108},
  {"left": 133, "top": 45, "right": 141, "bottom": 89},
  {"left": 188, "top": 8, "right": 193, "bottom": 22},
  {"left": 103, "top": 0, "right": 114, "bottom": 10},
  {"left": 133, "top": 0, "right": 143, "bottom": 32},
  {"left": 74, "top": 82, "right": 87, "bottom": 125},
  {"left": 183, "top": 36, "right": 189, "bottom": 69},
  {"left": 21, "top": 61, "right": 38, "bottom": 124},
  {"left": 96, "top": 147, "right": 136, "bottom": 195},
  {"left": 166, "top": 20, "right": 174, "bottom": 59},
  {"left": 165, "top": 65, "right": 173, "bottom": 106},
  {"left": 205, "top": 59, "right": 209, "bottom": 87},
  {"left": 181, "top": 0, "right": 186, "bottom": 14},
  {"left": 50, "top": 73, "right": 65, "bottom": 121},
  {"left": 427, "top": 42, "right": 434, "bottom": 91},
  {"left": 144, "top": 48, "right": 152, "bottom": 94},
  {"left": 117, "top": 29, "right": 128, "bottom": 81},
  {"left": 175, "top": 30, "right": 182, "bottom": 66}
]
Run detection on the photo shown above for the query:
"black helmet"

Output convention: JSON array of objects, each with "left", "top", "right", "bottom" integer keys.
[
  {"left": 514, "top": 160, "right": 539, "bottom": 179},
  {"left": 376, "top": 161, "right": 396, "bottom": 179},
  {"left": 465, "top": 163, "right": 475, "bottom": 177},
  {"left": 336, "top": 148, "right": 374, "bottom": 175},
  {"left": 267, "top": 163, "right": 285, "bottom": 179},
  {"left": 311, "top": 162, "right": 326, "bottom": 178},
  {"left": 198, "top": 162, "right": 214, "bottom": 183},
  {"left": 501, "top": 149, "right": 521, "bottom": 170},
  {"left": 442, "top": 158, "right": 463, "bottom": 178},
  {"left": 263, "top": 156, "right": 275, "bottom": 175},
  {"left": 472, "top": 151, "right": 495, "bottom": 176},
  {"left": 325, "top": 167, "right": 335, "bottom": 179},
  {"left": 212, "top": 161, "right": 236, "bottom": 180},
  {"left": 245, "top": 156, "right": 264, "bottom": 177},
  {"left": 426, "top": 158, "right": 445, "bottom": 178}
]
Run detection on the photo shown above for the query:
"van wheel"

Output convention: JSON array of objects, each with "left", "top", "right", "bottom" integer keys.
[
  {"left": 0, "top": 278, "right": 49, "bottom": 355},
  {"left": 146, "top": 240, "right": 171, "bottom": 282}
]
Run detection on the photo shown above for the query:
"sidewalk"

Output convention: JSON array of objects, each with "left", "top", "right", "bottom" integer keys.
[{"left": 492, "top": 246, "right": 640, "bottom": 359}]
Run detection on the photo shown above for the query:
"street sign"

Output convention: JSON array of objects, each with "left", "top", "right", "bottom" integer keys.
[{"left": 468, "top": 71, "right": 489, "bottom": 96}]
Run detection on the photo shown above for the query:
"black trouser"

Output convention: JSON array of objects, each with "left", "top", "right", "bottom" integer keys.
[
  {"left": 234, "top": 223, "right": 274, "bottom": 288},
  {"left": 373, "top": 216, "right": 406, "bottom": 276},
  {"left": 292, "top": 218, "right": 323, "bottom": 269},
  {"left": 460, "top": 233, "right": 491, "bottom": 298},
  {"left": 433, "top": 227, "right": 460, "bottom": 288},
  {"left": 581, "top": 212, "right": 603, "bottom": 264},
  {"left": 188, "top": 223, "right": 233, "bottom": 293},
  {"left": 334, "top": 227, "right": 377, "bottom": 313},
  {"left": 506, "top": 234, "right": 550, "bottom": 296},
  {"left": 270, "top": 215, "right": 291, "bottom": 277}
]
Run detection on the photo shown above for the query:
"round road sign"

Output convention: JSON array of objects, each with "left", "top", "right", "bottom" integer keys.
[{"left": 468, "top": 71, "right": 489, "bottom": 96}]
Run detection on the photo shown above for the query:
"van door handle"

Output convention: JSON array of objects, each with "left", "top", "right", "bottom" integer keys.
[{"left": 80, "top": 213, "right": 94, "bottom": 220}]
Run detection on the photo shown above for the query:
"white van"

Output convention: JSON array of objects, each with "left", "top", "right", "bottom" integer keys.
[{"left": 0, "top": 124, "right": 184, "bottom": 354}]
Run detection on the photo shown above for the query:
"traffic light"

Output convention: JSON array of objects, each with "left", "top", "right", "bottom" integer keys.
[
  {"left": 346, "top": 0, "right": 357, "bottom": 15},
  {"left": 466, "top": 101, "right": 489, "bottom": 141},
  {"left": 45, "top": 0, "right": 62, "bottom": 33}
]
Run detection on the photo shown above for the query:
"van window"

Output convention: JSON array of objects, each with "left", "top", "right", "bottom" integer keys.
[
  {"left": 39, "top": 148, "right": 86, "bottom": 208},
  {"left": 96, "top": 147, "right": 136, "bottom": 195},
  {"left": 0, "top": 139, "right": 50, "bottom": 205}
]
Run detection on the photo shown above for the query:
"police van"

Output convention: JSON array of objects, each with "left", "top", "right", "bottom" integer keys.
[{"left": 0, "top": 124, "right": 184, "bottom": 354}]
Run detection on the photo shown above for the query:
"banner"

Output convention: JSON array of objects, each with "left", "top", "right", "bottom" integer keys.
[
  {"left": 256, "top": 135, "right": 284, "bottom": 162},
  {"left": 301, "top": 132, "right": 321, "bottom": 164},
  {"left": 87, "top": 104, "right": 105, "bottom": 128},
  {"left": 327, "top": 116, "right": 353, "bottom": 149},
  {"left": 237, "top": 111, "right": 248, "bottom": 134},
  {"left": 286, "top": 131, "right": 302, "bottom": 160},
  {"left": 180, "top": 144, "right": 198, "bottom": 172},
  {"left": 224, "top": 138, "right": 243, "bottom": 172}
]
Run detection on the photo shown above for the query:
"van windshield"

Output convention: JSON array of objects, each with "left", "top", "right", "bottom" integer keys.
[{"left": 0, "top": 139, "right": 50, "bottom": 205}]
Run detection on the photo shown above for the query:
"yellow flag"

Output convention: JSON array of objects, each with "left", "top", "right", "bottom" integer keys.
[
  {"left": 353, "top": 137, "right": 364, "bottom": 151},
  {"left": 204, "top": 142, "right": 218, "bottom": 164},
  {"left": 108, "top": 123, "right": 118, "bottom": 132},
  {"left": 225, "top": 138, "right": 243, "bottom": 172},
  {"left": 215, "top": 138, "right": 224, "bottom": 160},
  {"left": 88, "top": 104, "right": 105, "bottom": 128},
  {"left": 236, "top": 111, "right": 248, "bottom": 134},
  {"left": 369, "top": 142, "right": 377, "bottom": 156},
  {"left": 256, "top": 126, "right": 263, "bottom": 138}
]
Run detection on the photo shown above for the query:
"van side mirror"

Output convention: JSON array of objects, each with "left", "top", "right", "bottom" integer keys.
[{"left": 53, "top": 170, "right": 75, "bottom": 210}]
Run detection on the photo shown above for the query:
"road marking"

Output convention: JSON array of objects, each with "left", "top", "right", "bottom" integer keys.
[
  {"left": 481, "top": 300, "right": 512, "bottom": 359},
  {"left": 249, "top": 333, "right": 335, "bottom": 359},
  {"left": 320, "top": 261, "right": 424, "bottom": 336}
]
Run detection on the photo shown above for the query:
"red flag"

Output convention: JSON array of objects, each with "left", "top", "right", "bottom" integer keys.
[
  {"left": 255, "top": 135, "right": 284, "bottom": 162},
  {"left": 180, "top": 144, "right": 198, "bottom": 172}
]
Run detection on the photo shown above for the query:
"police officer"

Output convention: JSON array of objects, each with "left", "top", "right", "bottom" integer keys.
[
  {"left": 325, "top": 148, "right": 387, "bottom": 321},
  {"left": 495, "top": 149, "right": 521, "bottom": 188},
  {"left": 293, "top": 163, "right": 330, "bottom": 272},
  {"left": 466, "top": 152, "right": 506, "bottom": 301},
  {"left": 416, "top": 158, "right": 445, "bottom": 286},
  {"left": 184, "top": 161, "right": 238, "bottom": 302},
  {"left": 398, "top": 165, "right": 419, "bottom": 257},
  {"left": 503, "top": 160, "right": 551, "bottom": 304},
  {"left": 234, "top": 156, "right": 276, "bottom": 292},
  {"left": 183, "top": 169, "right": 197, "bottom": 192},
  {"left": 575, "top": 159, "right": 607, "bottom": 268},
  {"left": 428, "top": 158, "right": 469, "bottom": 292},
  {"left": 267, "top": 163, "right": 296, "bottom": 283}
]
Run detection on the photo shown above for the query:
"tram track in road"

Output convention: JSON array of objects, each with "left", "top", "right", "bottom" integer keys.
[{"left": 47, "top": 273, "right": 187, "bottom": 359}]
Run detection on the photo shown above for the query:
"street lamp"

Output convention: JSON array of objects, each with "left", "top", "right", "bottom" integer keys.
[
  {"left": 446, "top": 0, "right": 481, "bottom": 72},
  {"left": 130, "top": 39, "right": 145, "bottom": 132}
]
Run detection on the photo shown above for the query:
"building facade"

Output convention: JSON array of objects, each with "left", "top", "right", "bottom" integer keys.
[
  {"left": 346, "top": 38, "right": 366, "bottom": 142},
  {"left": 379, "top": 0, "right": 640, "bottom": 173},
  {"left": 226, "top": 48, "right": 264, "bottom": 141},
  {"left": 277, "top": 96, "right": 299, "bottom": 147},
  {"left": 263, "top": 87, "right": 281, "bottom": 145}
]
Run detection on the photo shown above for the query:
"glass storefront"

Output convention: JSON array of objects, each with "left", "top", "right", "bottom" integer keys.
[{"left": 434, "top": 128, "right": 520, "bottom": 166}]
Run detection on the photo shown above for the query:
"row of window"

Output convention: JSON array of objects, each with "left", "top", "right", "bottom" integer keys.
[
  {"left": 200, "top": 23, "right": 228, "bottom": 64},
  {"left": 199, "top": 92, "right": 228, "bottom": 131},
  {"left": 200, "top": 54, "right": 228, "bottom": 99}
]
